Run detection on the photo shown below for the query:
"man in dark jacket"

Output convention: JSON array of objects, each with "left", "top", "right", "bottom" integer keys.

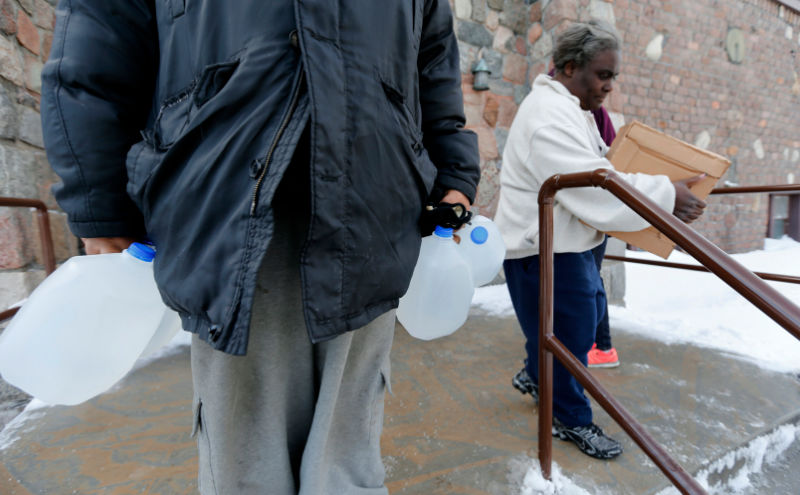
[{"left": 41, "top": 1, "right": 480, "bottom": 493}]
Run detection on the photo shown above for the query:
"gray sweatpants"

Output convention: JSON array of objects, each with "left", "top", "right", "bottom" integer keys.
[{"left": 190, "top": 195, "right": 395, "bottom": 494}]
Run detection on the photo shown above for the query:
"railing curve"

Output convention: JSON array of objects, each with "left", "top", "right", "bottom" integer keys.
[
  {"left": 536, "top": 170, "right": 800, "bottom": 495},
  {"left": 0, "top": 197, "right": 56, "bottom": 322}
]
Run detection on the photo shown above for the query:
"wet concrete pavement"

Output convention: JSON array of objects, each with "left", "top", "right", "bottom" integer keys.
[{"left": 1, "top": 309, "right": 799, "bottom": 494}]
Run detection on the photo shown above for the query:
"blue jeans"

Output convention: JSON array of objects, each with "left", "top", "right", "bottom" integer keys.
[
  {"left": 504, "top": 250, "right": 607, "bottom": 427},
  {"left": 591, "top": 237, "right": 612, "bottom": 350}
]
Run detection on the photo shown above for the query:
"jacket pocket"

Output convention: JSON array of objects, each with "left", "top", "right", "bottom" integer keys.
[
  {"left": 153, "top": 59, "right": 240, "bottom": 149},
  {"left": 523, "top": 223, "right": 540, "bottom": 248},
  {"left": 191, "top": 398, "right": 202, "bottom": 438},
  {"left": 166, "top": 0, "right": 185, "bottom": 18},
  {"left": 381, "top": 79, "right": 422, "bottom": 148},
  {"left": 380, "top": 78, "right": 437, "bottom": 197},
  {"left": 125, "top": 136, "right": 162, "bottom": 217}
]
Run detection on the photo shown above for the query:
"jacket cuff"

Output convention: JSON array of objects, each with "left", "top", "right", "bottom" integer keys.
[
  {"left": 433, "top": 173, "right": 478, "bottom": 204},
  {"left": 67, "top": 218, "right": 147, "bottom": 240}
]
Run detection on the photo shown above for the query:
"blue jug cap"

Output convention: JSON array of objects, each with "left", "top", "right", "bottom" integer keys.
[
  {"left": 127, "top": 242, "right": 156, "bottom": 262},
  {"left": 470, "top": 226, "right": 489, "bottom": 245},
  {"left": 434, "top": 225, "right": 453, "bottom": 238}
]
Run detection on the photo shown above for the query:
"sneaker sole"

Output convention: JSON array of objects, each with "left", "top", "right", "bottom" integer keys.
[
  {"left": 512, "top": 376, "right": 535, "bottom": 395},
  {"left": 512, "top": 383, "right": 539, "bottom": 405},
  {"left": 512, "top": 382, "right": 531, "bottom": 395},
  {"left": 551, "top": 428, "right": 622, "bottom": 460},
  {"left": 588, "top": 361, "right": 620, "bottom": 369}
]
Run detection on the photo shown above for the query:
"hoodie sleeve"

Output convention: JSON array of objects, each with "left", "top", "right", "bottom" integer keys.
[
  {"left": 41, "top": 0, "right": 158, "bottom": 238},
  {"left": 418, "top": 0, "right": 480, "bottom": 203},
  {"left": 530, "top": 122, "right": 676, "bottom": 233}
]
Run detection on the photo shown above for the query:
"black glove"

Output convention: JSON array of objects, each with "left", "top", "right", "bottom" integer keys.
[{"left": 419, "top": 202, "right": 472, "bottom": 236}]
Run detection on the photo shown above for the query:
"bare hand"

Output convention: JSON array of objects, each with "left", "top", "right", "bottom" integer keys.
[
  {"left": 81, "top": 237, "right": 138, "bottom": 255},
  {"left": 672, "top": 174, "right": 707, "bottom": 224}
]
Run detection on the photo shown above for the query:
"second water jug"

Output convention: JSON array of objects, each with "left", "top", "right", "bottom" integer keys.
[{"left": 397, "top": 226, "right": 474, "bottom": 340}]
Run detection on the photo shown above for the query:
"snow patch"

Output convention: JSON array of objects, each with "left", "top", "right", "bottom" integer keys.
[
  {"left": 615, "top": 237, "right": 800, "bottom": 374},
  {"left": 655, "top": 423, "right": 800, "bottom": 495},
  {"left": 0, "top": 399, "right": 48, "bottom": 451},
  {"left": 508, "top": 423, "right": 800, "bottom": 495},
  {"left": 471, "top": 283, "right": 515, "bottom": 317},
  {"left": 470, "top": 237, "right": 800, "bottom": 373},
  {"left": 509, "top": 456, "right": 593, "bottom": 495}
]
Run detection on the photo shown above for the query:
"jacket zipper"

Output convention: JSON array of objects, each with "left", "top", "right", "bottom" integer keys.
[{"left": 250, "top": 58, "right": 305, "bottom": 216}]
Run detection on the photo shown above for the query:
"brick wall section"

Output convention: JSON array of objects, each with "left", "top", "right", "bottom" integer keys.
[
  {"left": 0, "top": 0, "right": 78, "bottom": 313},
  {"left": 457, "top": 0, "right": 800, "bottom": 254},
  {"left": 615, "top": 0, "right": 800, "bottom": 253}
]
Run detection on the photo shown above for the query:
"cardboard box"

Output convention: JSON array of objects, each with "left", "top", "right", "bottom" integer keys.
[{"left": 605, "top": 120, "right": 731, "bottom": 258}]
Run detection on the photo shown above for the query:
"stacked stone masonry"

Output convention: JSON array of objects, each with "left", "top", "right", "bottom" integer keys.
[
  {"left": 1, "top": 0, "right": 799, "bottom": 311},
  {"left": 0, "top": 0, "right": 78, "bottom": 313}
]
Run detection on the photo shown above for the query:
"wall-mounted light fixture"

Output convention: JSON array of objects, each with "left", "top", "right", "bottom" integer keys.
[{"left": 472, "top": 57, "right": 491, "bottom": 91}]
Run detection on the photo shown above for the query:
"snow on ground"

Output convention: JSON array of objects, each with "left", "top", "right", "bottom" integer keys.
[
  {"left": 610, "top": 237, "right": 800, "bottom": 374},
  {"left": 473, "top": 236, "right": 800, "bottom": 374},
  {"left": 0, "top": 399, "right": 47, "bottom": 451},
  {"left": 510, "top": 422, "right": 800, "bottom": 495},
  {"left": 511, "top": 458, "right": 593, "bottom": 495},
  {"left": 655, "top": 423, "right": 800, "bottom": 495},
  {"left": 470, "top": 236, "right": 800, "bottom": 494}
]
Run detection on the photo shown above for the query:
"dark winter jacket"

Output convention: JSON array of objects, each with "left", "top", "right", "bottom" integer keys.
[{"left": 41, "top": 0, "right": 480, "bottom": 355}]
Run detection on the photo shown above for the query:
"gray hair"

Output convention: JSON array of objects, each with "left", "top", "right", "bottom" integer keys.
[{"left": 552, "top": 20, "right": 621, "bottom": 72}]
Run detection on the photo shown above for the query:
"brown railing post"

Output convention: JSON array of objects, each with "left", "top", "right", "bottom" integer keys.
[
  {"left": 537, "top": 179, "right": 556, "bottom": 479},
  {"left": 0, "top": 197, "right": 57, "bottom": 322}
]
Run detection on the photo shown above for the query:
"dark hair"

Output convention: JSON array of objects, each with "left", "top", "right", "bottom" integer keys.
[{"left": 553, "top": 20, "right": 621, "bottom": 72}]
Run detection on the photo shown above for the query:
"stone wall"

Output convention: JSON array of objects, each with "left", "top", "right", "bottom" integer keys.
[
  {"left": 455, "top": 0, "right": 620, "bottom": 219},
  {"left": 457, "top": 0, "right": 800, "bottom": 255},
  {"left": 0, "top": 0, "right": 78, "bottom": 315},
  {"left": 2, "top": 0, "right": 799, "bottom": 313}
]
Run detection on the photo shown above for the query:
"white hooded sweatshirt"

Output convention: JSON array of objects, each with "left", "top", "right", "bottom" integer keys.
[{"left": 494, "top": 74, "right": 676, "bottom": 259}]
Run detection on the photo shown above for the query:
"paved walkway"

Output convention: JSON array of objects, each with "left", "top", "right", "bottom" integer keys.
[{"left": 1, "top": 311, "right": 799, "bottom": 494}]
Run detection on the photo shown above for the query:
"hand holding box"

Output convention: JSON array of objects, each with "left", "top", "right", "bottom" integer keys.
[{"left": 605, "top": 121, "right": 731, "bottom": 258}]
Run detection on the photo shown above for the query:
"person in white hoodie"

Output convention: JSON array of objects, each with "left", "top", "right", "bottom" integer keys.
[{"left": 494, "top": 20, "right": 706, "bottom": 460}]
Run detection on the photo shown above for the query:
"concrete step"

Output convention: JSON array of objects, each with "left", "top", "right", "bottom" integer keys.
[{"left": 1, "top": 312, "right": 798, "bottom": 494}]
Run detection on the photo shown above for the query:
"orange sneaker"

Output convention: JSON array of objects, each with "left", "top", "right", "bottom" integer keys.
[{"left": 588, "top": 343, "right": 619, "bottom": 368}]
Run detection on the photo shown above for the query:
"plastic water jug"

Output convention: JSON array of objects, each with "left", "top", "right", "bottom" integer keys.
[
  {"left": 456, "top": 215, "right": 506, "bottom": 287},
  {"left": 397, "top": 226, "right": 474, "bottom": 340},
  {"left": 139, "top": 306, "right": 182, "bottom": 360},
  {"left": 0, "top": 243, "right": 178, "bottom": 405}
]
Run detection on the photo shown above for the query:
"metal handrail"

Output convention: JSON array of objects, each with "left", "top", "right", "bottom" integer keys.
[
  {"left": 602, "top": 183, "right": 800, "bottom": 284},
  {"left": 0, "top": 197, "right": 56, "bottom": 322},
  {"left": 710, "top": 184, "right": 800, "bottom": 195},
  {"left": 536, "top": 170, "right": 800, "bottom": 494},
  {"left": 603, "top": 256, "right": 800, "bottom": 285}
]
